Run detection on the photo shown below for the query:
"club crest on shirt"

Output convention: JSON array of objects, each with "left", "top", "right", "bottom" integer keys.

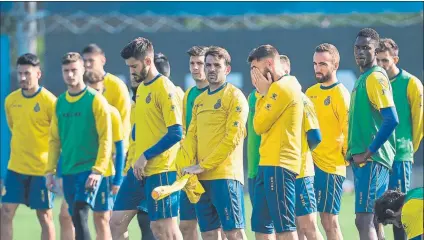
[
  {"left": 324, "top": 96, "right": 331, "bottom": 106},
  {"left": 146, "top": 93, "right": 152, "bottom": 103},
  {"left": 34, "top": 102, "right": 40, "bottom": 112},
  {"left": 214, "top": 99, "right": 222, "bottom": 109}
]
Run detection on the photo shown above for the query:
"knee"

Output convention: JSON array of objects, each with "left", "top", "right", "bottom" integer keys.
[
  {"left": 321, "top": 215, "right": 338, "bottom": 232},
  {"left": 150, "top": 221, "right": 162, "bottom": 233},
  {"left": 110, "top": 214, "right": 126, "bottom": 233},
  {"left": 202, "top": 229, "right": 220, "bottom": 239},
  {"left": 1, "top": 206, "right": 15, "bottom": 221},
  {"left": 59, "top": 209, "right": 72, "bottom": 224},
  {"left": 298, "top": 217, "right": 319, "bottom": 235},
  {"left": 180, "top": 220, "right": 197, "bottom": 234},
  {"left": 36, "top": 210, "right": 53, "bottom": 225},
  {"left": 225, "top": 229, "right": 245, "bottom": 240},
  {"left": 93, "top": 212, "right": 110, "bottom": 225},
  {"left": 355, "top": 214, "right": 373, "bottom": 230}
]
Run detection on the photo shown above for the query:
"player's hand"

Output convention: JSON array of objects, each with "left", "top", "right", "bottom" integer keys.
[
  {"left": 111, "top": 185, "right": 120, "bottom": 195},
  {"left": 133, "top": 154, "right": 147, "bottom": 180},
  {"left": 183, "top": 164, "right": 205, "bottom": 175},
  {"left": 352, "top": 150, "right": 372, "bottom": 166},
  {"left": 251, "top": 68, "right": 272, "bottom": 96},
  {"left": 46, "top": 173, "right": 56, "bottom": 192},
  {"left": 85, "top": 172, "right": 102, "bottom": 191}
]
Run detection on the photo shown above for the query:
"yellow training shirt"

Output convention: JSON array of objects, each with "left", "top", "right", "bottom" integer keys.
[
  {"left": 298, "top": 94, "right": 320, "bottom": 178},
  {"left": 103, "top": 73, "right": 131, "bottom": 152},
  {"left": 254, "top": 76, "right": 303, "bottom": 174},
  {"left": 367, "top": 71, "right": 395, "bottom": 110},
  {"left": 103, "top": 105, "right": 124, "bottom": 177},
  {"left": 402, "top": 199, "right": 423, "bottom": 239},
  {"left": 134, "top": 75, "right": 182, "bottom": 176},
  {"left": 306, "top": 82, "right": 350, "bottom": 176},
  {"left": 5, "top": 87, "right": 56, "bottom": 176},
  {"left": 124, "top": 102, "right": 136, "bottom": 173},
  {"left": 177, "top": 83, "right": 248, "bottom": 183},
  {"left": 405, "top": 77, "right": 423, "bottom": 153}
]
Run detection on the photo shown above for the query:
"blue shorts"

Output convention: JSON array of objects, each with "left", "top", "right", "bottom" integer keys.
[
  {"left": 180, "top": 190, "right": 197, "bottom": 221},
  {"left": 113, "top": 168, "right": 147, "bottom": 212},
  {"left": 314, "top": 165, "right": 345, "bottom": 215},
  {"left": 93, "top": 176, "right": 114, "bottom": 212},
  {"left": 295, "top": 176, "right": 317, "bottom": 216},
  {"left": 62, "top": 171, "right": 102, "bottom": 216},
  {"left": 388, "top": 161, "right": 412, "bottom": 193},
  {"left": 352, "top": 161, "right": 389, "bottom": 213},
  {"left": 2, "top": 170, "right": 54, "bottom": 209},
  {"left": 196, "top": 179, "right": 245, "bottom": 232},
  {"left": 248, "top": 177, "right": 257, "bottom": 206},
  {"left": 251, "top": 166, "right": 296, "bottom": 234},
  {"left": 145, "top": 171, "right": 179, "bottom": 221}
]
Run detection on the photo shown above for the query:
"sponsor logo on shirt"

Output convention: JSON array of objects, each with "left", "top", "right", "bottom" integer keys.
[{"left": 62, "top": 112, "right": 82, "bottom": 118}]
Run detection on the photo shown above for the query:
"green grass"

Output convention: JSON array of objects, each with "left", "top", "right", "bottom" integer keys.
[{"left": 11, "top": 193, "right": 394, "bottom": 239}]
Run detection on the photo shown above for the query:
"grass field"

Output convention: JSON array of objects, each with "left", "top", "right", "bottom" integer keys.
[{"left": 11, "top": 192, "right": 394, "bottom": 240}]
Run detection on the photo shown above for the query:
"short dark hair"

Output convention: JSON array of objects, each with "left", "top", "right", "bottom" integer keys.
[
  {"left": 280, "top": 55, "right": 291, "bottom": 68},
  {"left": 82, "top": 44, "right": 104, "bottom": 55},
  {"left": 374, "top": 190, "right": 406, "bottom": 224},
  {"left": 187, "top": 46, "right": 208, "bottom": 57},
  {"left": 154, "top": 52, "right": 170, "bottom": 78},
  {"left": 62, "top": 52, "right": 83, "bottom": 65},
  {"left": 120, "top": 37, "right": 154, "bottom": 60},
  {"left": 204, "top": 46, "right": 231, "bottom": 66},
  {"left": 16, "top": 53, "right": 40, "bottom": 67},
  {"left": 357, "top": 28, "right": 380, "bottom": 44},
  {"left": 376, "top": 38, "right": 399, "bottom": 57},
  {"left": 247, "top": 45, "right": 279, "bottom": 63},
  {"left": 315, "top": 43, "right": 340, "bottom": 64}
]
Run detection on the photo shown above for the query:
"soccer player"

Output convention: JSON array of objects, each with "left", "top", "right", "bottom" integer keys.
[
  {"left": 56, "top": 44, "right": 132, "bottom": 238},
  {"left": 248, "top": 44, "right": 303, "bottom": 240},
  {"left": 85, "top": 69, "right": 125, "bottom": 194},
  {"left": 348, "top": 28, "right": 399, "bottom": 240},
  {"left": 376, "top": 38, "right": 423, "bottom": 240},
  {"left": 154, "top": 52, "right": 185, "bottom": 100},
  {"left": 46, "top": 52, "right": 112, "bottom": 240},
  {"left": 121, "top": 37, "right": 183, "bottom": 239},
  {"left": 1, "top": 53, "right": 56, "bottom": 240},
  {"left": 82, "top": 43, "right": 131, "bottom": 147},
  {"left": 178, "top": 45, "right": 209, "bottom": 240},
  {"left": 306, "top": 43, "right": 350, "bottom": 240},
  {"left": 277, "top": 56, "right": 324, "bottom": 240},
  {"left": 374, "top": 188, "right": 423, "bottom": 240},
  {"left": 280, "top": 55, "right": 291, "bottom": 75},
  {"left": 178, "top": 46, "right": 248, "bottom": 240},
  {"left": 110, "top": 75, "right": 154, "bottom": 240}
]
